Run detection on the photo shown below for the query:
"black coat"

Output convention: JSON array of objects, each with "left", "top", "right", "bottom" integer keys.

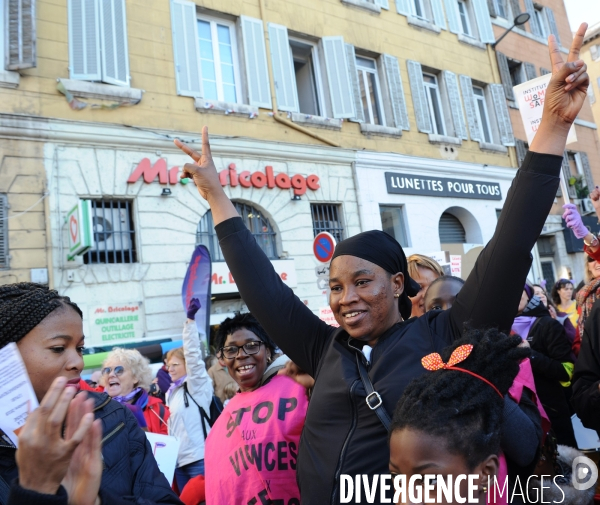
[
  {"left": 0, "top": 392, "right": 182, "bottom": 505},
  {"left": 525, "top": 304, "right": 576, "bottom": 446},
  {"left": 215, "top": 151, "right": 561, "bottom": 504}
]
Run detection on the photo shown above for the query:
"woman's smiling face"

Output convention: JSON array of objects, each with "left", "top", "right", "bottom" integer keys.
[{"left": 222, "top": 329, "right": 271, "bottom": 392}]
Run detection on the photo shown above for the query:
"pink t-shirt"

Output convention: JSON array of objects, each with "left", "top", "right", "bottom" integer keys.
[{"left": 205, "top": 374, "right": 309, "bottom": 505}]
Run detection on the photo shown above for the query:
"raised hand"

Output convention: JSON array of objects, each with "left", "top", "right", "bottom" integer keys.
[
  {"left": 562, "top": 203, "right": 588, "bottom": 239},
  {"left": 590, "top": 186, "right": 600, "bottom": 215}
]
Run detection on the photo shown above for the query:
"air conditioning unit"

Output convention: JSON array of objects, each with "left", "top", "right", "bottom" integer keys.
[
  {"left": 581, "top": 198, "right": 595, "bottom": 213},
  {"left": 90, "top": 206, "right": 132, "bottom": 253}
]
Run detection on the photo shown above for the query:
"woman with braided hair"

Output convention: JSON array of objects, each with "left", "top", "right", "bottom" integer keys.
[{"left": 0, "top": 282, "right": 182, "bottom": 505}]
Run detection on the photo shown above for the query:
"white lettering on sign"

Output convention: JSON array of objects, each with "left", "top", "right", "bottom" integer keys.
[
  {"left": 212, "top": 260, "right": 298, "bottom": 295},
  {"left": 386, "top": 173, "right": 501, "bottom": 200}
]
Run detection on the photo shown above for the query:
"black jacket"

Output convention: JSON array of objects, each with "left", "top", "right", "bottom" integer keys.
[
  {"left": 572, "top": 298, "right": 600, "bottom": 435},
  {"left": 525, "top": 303, "right": 576, "bottom": 446},
  {"left": 215, "top": 151, "right": 561, "bottom": 504},
  {"left": 0, "top": 392, "right": 182, "bottom": 505}
]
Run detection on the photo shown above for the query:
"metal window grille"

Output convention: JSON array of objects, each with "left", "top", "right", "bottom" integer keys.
[
  {"left": 537, "top": 237, "right": 554, "bottom": 257},
  {"left": 311, "top": 204, "right": 345, "bottom": 243},
  {"left": 197, "top": 202, "right": 277, "bottom": 261},
  {"left": 83, "top": 200, "right": 136, "bottom": 264},
  {"left": 0, "top": 195, "right": 8, "bottom": 269},
  {"left": 540, "top": 261, "right": 555, "bottom": 288},
  {"left": 439, "top": 212, "right": 466, "bottom": 243}
]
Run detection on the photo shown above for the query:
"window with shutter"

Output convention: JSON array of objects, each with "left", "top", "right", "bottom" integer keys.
[
  {"left": 472, "top": 0, "right": 495, "bottom": 43},
  {"left": 562, "top": 152, "right": 577, "bottom": 199},
  {"left": 269, "top": 24, "right": 299, "bottom": 112},
  {"left": 375, "top": 0, "right": 390, "bottom": 8},
  {"left": 544, "top": 8, "right": 560, "bottom": 45},
  {"left": 487, "top": 0, "right": 497, "bottom": 17},
  {"left": 490, "top": 83, "right": 514, "bottom": 145},
  {"left": 579, "top": 152, "right": 595, "bottom": 189},
  {"left": 0, "top": 195, "right": 7, "bottom": 269},
  {"left": 170, "top": 0, "right": 202, "bottom": 97},
  {"left": 473, "top": 86, "right": 492, "bottom": 143},
  {"left": 515, "top": 139, "right": 528, "bottom": 166},
  {"left": 407, "top": 60, "right": 432, "bottom": 133},
  {"left": 524, "top": 62, "right": 537, "bottom": 80},
  {"left": 396, "top": 0, "right": 411, "bottom": 15},
  {"left": 383, "top": 54, "right": 410, "bottom": 130},
  {"left": 321, "top": 36, "right": 355, "bottom": 119},
  {"left": 6, "top": 0, "right": 36, "bottom": 70},
  {"left": 459, "top": 74, "right": 480, "bottom": 141},
  {"left": 444, "top": 0, "right": 461, "bottom": 34},
  {"left": 68, "top": 0, "right": 101, "bottom": 81},
  {"left": 496, "top": 52, "right": 514, "bottom": 101},
  {"left": 444, "top": 70, "right": 467, "bottom": 140},
  {"left": 423, "top": 73, "right": 446, "bottom": 135},
  {"left": 509, "top": 0, "right": 521, "bottom": 17},
  {"left": 540, "top": 67, "right": 551, "bottom": 76},
  {"left": 346, "top": 45, "right": 365, "bottom": 123},
  {"left": 591, "top": 46, "right": 599, "bottom": 61},
  {"left": 355, "top": 56, "right": 386, "bottom": 125},
  {"left": 288, "top": 38, "right": 325, "bottom": 116},
  {"left": 240, "top": 16, "right": 272, "bottom": 109},
  {"left": 430, "top": 0, "right": 447, "bottom": 29},
  {"left": 588, "top": 83, "right": 596, "bottom": 105},
  {"left": 439, "top": 212, "right": 466, "bottom": 243},
  {"left": 99, "top": 0, "right": 129, "bottom": 86},
  {"left": 523, "top": 0, "right": 540, "bottom": 37}
]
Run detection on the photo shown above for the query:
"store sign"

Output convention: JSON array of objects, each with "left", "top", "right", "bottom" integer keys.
[
  {"left": 385, "top": 173, "right": 502, "bottom": 200},
  {"left": 220, "top": 164, "right": 320, "bottom": 196},
  {"left": 88, "top": 302, "right": 146, "bottom": 347},
  {"left": 66, "top": 200, "right": 94, "bottom": 259},
  {"left": 212, "top": 260, "right": 297, "bottom": 294}
]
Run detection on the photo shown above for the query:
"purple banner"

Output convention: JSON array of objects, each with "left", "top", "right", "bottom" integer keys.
[{"left": 182, "top": 245, "right": 212, "bottom": 348}]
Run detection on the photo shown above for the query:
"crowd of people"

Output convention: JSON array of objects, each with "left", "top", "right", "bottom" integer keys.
[{"left": 1, "top": 22, "right": 599, "bottom": 505}]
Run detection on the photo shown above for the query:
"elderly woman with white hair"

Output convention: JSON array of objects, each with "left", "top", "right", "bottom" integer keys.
[{"left": 102, "top": 347, "right": 170, "bottom": 434}]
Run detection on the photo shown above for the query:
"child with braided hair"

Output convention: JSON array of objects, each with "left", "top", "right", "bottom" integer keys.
[{"left": 0, "top": 282, "right": 182, "bottom": 505}]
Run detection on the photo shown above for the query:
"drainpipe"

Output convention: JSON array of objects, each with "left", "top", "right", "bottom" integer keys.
[{"left": 257, "top": 0, "right": 340, "bottom": 148}]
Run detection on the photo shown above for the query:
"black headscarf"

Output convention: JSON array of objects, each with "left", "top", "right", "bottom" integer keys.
[{"left": 331, "top": 231, "right": 420, "bottom": 320}]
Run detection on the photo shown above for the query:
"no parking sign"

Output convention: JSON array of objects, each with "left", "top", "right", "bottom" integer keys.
[{"left": 313, "top": 232, "right": 336, "bottom": 263}]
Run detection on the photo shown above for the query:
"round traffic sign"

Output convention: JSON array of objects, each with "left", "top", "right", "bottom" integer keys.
[{"left": 313, "top": 232, "right": 336, "bottom": 263}]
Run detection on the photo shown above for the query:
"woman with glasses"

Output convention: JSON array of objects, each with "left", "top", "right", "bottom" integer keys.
[
  {"left": 203, "top": 313, "right": 308, "bottom": 504},
  {"left": 165, "top": 298, "right": 213, "bottom": 493},
  {"left": 101, "top": 348, "right": 170, "bottom": 435}
]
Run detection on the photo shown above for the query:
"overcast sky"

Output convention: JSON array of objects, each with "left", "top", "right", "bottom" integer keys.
[{"left": 563, "top": 0, "right": 600, "bottom": 32}]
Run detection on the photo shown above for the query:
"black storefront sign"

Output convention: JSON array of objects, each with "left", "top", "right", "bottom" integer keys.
[
  {"left": 385, "top": 172, "right": 502, "bottom": 200},
  {"left": 563, "top": 216, "right": 600, "bottom": 253}
]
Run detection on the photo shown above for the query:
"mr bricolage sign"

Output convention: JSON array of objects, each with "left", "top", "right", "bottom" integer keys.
[{"left": 127, "top": 158, "right": 320, "bottom": 196}]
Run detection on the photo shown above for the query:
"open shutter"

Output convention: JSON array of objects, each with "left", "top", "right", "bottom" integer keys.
[
  {"left": 472, "top": 0, "right": 495, "bottom": 43},
  {"left": 0, "top": 195, "right": 7, "bottom": 269},
  {"left": 490, "top": 83, "right": 514, "bottom": 145},
  {"left": 509, "top": 0, "right": 521, "bottom": 16},
  {"left": 524, "top": 62, "right": 537, "bottom": 80},
  {"left": 6, "top": 0, "right": 36, "bottom": 70},
  {"left": 240, "top": 16, "right": 272, "bottom": 108},
  {"left": 540, "top": 67, "right": 551, "bottom": 75},
  {"left": 407, "top": 60, "right": 431, "bottom": 133},
  {"left": 562, "top": 152, "right": 577, "bottom": 199},
  {"left": 170, "top": 0, "right": 202, "bottom": 97},
  {"left": 383, "top": 54, "right": 410, "bottom": 130},
  {"left": 431, "top": 0, "right": 447, "bottom": 29},
  {"left": 544, "top": 8, "right": 560, "bottom": 45},
  {"left": 459, "top": 75, "right": 480, "bottom": 141},
  {"left": 68, "top": 0, "right": 101, "bottom": 81},
  {"left": 345, "top": 44, "right": 364, "bottom": 123},
  {"left": 487, "top": 0, "right": 497, "bottom": 17},
  {"left": 395, "top": 0, "right": 411, "bottom": 15},
  {"left": 444, "top": 0, "right": 460, "bottom": 34},
  {"left": 496, "top": 52, "right": 514, "bottom": 101},
  {"left": 268, "top": 23, "right": 298, "bottom": 112},
  {"left": 375, "top": 0, "right": 390, "bottom": 9},
  {"left": 579, "top": 152, "right": 594, "bottom": 189},
  {"left": 444, "top": 71, "right": 467, "bottom": 140},
  {"left": 588, "top": 83, "right": 596, "bottom": 105},
  {"left": 321, "top": 36, "right": 355, "bottom": 119},
  {"left": 99, "top": 0, "right": 130, "bottom": 86},
  {"left": 515, "top": 139, "right": 527, "bottom": 166},
  {"left": 523, "top": 0, "right": 540, "bottom": 37}
]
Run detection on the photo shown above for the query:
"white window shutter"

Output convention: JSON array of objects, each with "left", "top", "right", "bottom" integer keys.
[
  {"left": 375, "top": 0, "right": 390, "bottom": 9},
  {"left": 523, "top": 0, "right": 540, "bottom": 37},
  {"left": 490, "top": 83, "right": 514, "bottom": 145},
  {"left": 443, "top": 71, "right": 467, "bottom": 140},
  {"left": 406, "top": 60, "right": 431, "bottom": 133},
  {"left": 99, "top": 0, "right": 130, "bottom": 86},
  {"left": 579, "top": 152, "right": 594, "bottom": 189},
  {"left": 345, "top": 44, "right": 364, "bottom": 123},
  {"left": 170, "top": 0, "right": 202, "bottom": 97},
  {"left": 6, "top": 0, "right": 36, "bottom": 70},
  {"left": 396, "top": 0, "right": 411, "bottom": 16},
  {"left": 268, "top": 23, "right": 298, "bottom": 113},
  {"left": 472, "top": 0, "right": 495, "bottom": 43},
  {"left": 240, "top": 16, "right": 272, "bottom": 108},
  {"left": 487, "top": 0, "right": 497, "bottom": 17},
  {"left": 443, "top": 0, "right": 460, "bottom": 34},
  {"left": 68, "top": 0, "right": 101, "bottom": 81},
  {"left": 430, "top": 0, "right": 447, "bottom": 29},
  {"left": 588, "top": 82, "right": 596, "bottom": 105},
  {"left": 496, "top": 52, "right": 514, "bottom": 101},
  {"left": 321, "top": 36, "right": 355, "bottom": 119},
  {"left": 544, "top": 8, "right": 560, "bottom": 45},
  {"left": 383, "top": 54, "right": 410, "bottom": 130},
  {"left": 459, "top": 75, "right": 480, "bottom": 141}
]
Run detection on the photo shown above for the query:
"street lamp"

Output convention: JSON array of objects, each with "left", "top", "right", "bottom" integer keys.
[{"left": 491, "top": 13, "right": 531, "bottom": 49}]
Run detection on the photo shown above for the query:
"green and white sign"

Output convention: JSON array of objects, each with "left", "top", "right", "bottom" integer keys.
[
  {"left": 88, "top": 302, "right": 146, "bottom": 347},
  {"left": 67, "top": 200, "right": 94, "bottom": 259}
]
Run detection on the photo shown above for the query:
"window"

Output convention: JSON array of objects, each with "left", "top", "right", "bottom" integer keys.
[
  {"left": 311, "top": 204, "right": 345, "bottom": 243},
  {"left": 356, "top": 57, "right": 385, "bottom": 125},
  {"left": 83, "top": 200, "right": 136, "bottom": 264},
  {"left": 2, "top": 0, "right": 35, "bottom": 71},
  {"left": 411, "top": 0, "right": 426, "bottom": 19},
  {"left": 423, "top": 73, "right": 446, "bottom": 136},
  {"left": 532, "top": 6, "right": 548, "bottom": 38},
  {"left": 0, "top": 194, "right": 8, "bottom": 269},
  {"left": 537, "top": 237, "right": 554, "bottom": 257},
  {"left": 495, "top": 209, "right": 502, "bottom": 220},
  {"left": 473, "top": 86, "right": 492, "bottom": 143},
  {"left": 457, "top": 0, "right": 472, "bottom": 36},
  {"left": 439, "top": 213, "right": 466, "bottom": 243},
  {"left": 508, "top": 59, "right": 524, "bottom": 87},
  {"left": 197, "top": 17, "right": 241, "bottom": 103},
  {"left": 290, "top": 39, "right": 324, "bottom": 116},
  {"left": 540, "top": 261, "right": 555, "bottom": 288},
  {"left": 591, "top": 45, "right": 600, "bottom": 62},
  {"left": 197, "top": 202, "right": 277, "bottom": 261},
  {"left": 494, "top": 0, "right": 508, "bottom": 19},
  {"left": 380, "top": 206, "right": 409, "bottom": 247}
]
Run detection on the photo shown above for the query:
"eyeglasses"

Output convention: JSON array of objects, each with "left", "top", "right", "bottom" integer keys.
[
  {"left": 102, "top": 365, "right": 124, "bottom": 376},
  {"left": 219, "top": 341, "right": 263, "bottom": 360}
]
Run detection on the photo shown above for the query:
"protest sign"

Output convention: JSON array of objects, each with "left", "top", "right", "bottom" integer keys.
[
  {"left": 450, "top": 255, "right": 462, "bottom": 278},
  {"left": 182, "top": 245, "right": 212, "bottom": 348},
  {"left": 146, "top": 432, "right": 180, "bottom": 485},
  {"left": 0, "top": 343, "right": 39, "bottom": 447},
  {"left": 319, "top": 306, "right": 340, "bottom": 327}
]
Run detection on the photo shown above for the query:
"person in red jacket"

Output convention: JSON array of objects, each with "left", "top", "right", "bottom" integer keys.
[{"left": 102, "top": 347, "right": 170, "bottom": 434}]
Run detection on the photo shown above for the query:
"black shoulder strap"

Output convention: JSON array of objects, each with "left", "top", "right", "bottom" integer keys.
[
  {"left": 183, "top": 382, "right": 210, "bottom": 439},
  {"left": 0, "top": 473, "right": 10, "bottom": 505},
  {"left": 158, "top": 403, "right": 166, "bottom": 426},
  {"left": 355, "top": 353, "right": 392, "bottom": 432}
]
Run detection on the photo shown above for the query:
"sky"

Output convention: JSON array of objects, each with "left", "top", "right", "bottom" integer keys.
[{"left": 563, "top": 0, "right": 600, "bottom": 32}]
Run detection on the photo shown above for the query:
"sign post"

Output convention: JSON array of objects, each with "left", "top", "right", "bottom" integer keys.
[{"left": 66, "top": 200, "right": 94, "bottom": 260}]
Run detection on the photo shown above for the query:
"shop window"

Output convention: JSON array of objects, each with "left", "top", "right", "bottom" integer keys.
[
  {"left": 290, "top": 38, "right": 324, "bottom": 116},
  {"left": 473, "top": 86, "right": 493, "bottom": 143},
  {"left": 197, "top": 16, "right": 242, "bottom": 103},
  {"left": 380, "top": 206, "right": 409, "bottom": 247},
  {"left": 540, "top": 261, "right": 555, "bottom": 288},
  {"left": 439, "top": 213, "right": 466, "bottom": 243},
  {"left": 423, "top": 73, "right": 446, "bottom": 136},
  {"left": 197, "top": 202, "right": 277, "bottom": 261},
  {"left": 311, "top": 204, "right": 345, "bottom": 243},
  {"left": 356, "top": 56, "right": 385, "bottom": 126},
  {"left": 68, "top": 0, "right": 130, "bottom": 86},
  {"left": 83, "top": 200, "right": 136, "bottom": 264},
  {"left": 0, "top": 194, "right": 8, "bottom": 269}
]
